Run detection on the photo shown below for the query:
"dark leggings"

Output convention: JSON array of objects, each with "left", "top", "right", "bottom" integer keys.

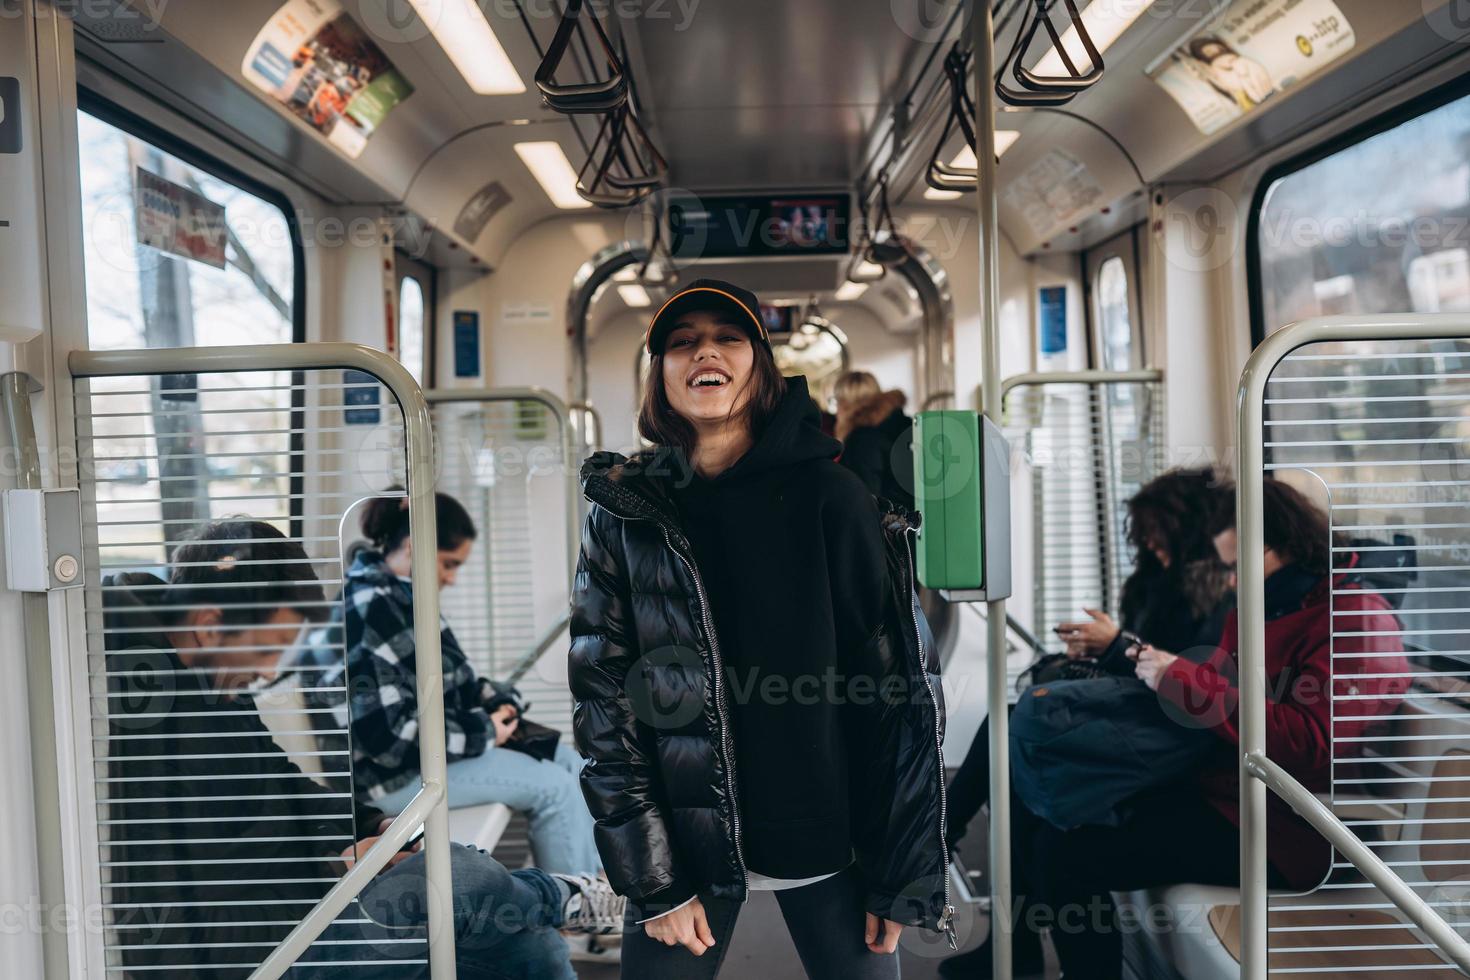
[
  {"left": 945, "top": 713, "right": 1001, "bottom": 850},
  {"left": 619, "top": 865, "right": 901, "bottom": 980}
]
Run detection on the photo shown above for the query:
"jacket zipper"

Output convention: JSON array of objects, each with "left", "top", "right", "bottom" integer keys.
[
  {"left": 904, "top": 525, "right": 957, "bottom": 948},
  {"left": 662, "top": 526, "right": 750, "bottom": 895}
]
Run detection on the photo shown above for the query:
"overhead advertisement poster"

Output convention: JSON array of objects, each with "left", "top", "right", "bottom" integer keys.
[
  {"left": 1149, "top": 0, "right": 1355, "bottom": 137},
  {"left": 242, "top": 0, "right": 414, "bottom": 159}
]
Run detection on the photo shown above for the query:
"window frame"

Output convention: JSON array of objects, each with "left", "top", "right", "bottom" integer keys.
[
  {"left": 1246, "top": 72, "right": 1470, "bottom": 347},
  {"left": 77, "top": 89, "right": 309, "bottom": 530}
]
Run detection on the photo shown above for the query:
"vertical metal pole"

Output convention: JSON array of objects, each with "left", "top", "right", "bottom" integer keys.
[
  {"left": 1237, "top": 358, "right": 1269, "bottom": 979},
  {"left": 1, "top": 372, "right": 72, "bottom": 980},
  {"left": 972, "top": 4, "right": 1011, "bottom": 977}
]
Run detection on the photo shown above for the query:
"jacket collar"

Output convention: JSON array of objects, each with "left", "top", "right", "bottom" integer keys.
[{"left": 581, "top": 449, "right": 688, "bottom": 527}]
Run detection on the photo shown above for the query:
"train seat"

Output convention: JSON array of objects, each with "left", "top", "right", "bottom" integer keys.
[{"left": 254, "top": 673, "right": 513, "bottom": 852}]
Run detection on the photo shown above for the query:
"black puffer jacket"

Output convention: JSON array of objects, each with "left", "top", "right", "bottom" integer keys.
[{"left": 569, "top": 446, "right": 953, "bottom": 936}]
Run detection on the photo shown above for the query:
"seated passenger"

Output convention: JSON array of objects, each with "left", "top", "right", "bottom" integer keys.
[
  {"left": 103, "top": 520, "right": 619, "bottom": 979},
  {"left": 312, "top": 492, "right": 602, "bottom": 877},
  {"left": 952, "top": 479, "right": 1409, "bottom": 980},
  {"left": 834, "top": 369, "right": 915, "bottom": 510},
  {"left": 943, "top": 468, "right": 1235, "bottom": 873}
]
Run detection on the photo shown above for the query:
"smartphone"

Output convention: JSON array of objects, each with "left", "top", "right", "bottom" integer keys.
[{"left": 398, "top": 827, "right": 425, "bottom": 853}]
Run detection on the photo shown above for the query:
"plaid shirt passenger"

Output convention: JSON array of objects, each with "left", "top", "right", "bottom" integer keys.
[{"left": 312, "top": 550, "right": 492, "bottom": 802}]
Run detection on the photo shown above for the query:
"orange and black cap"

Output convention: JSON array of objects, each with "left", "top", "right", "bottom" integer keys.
[{"left": 644, "top": 278, "right": 771, "bottom": 354}]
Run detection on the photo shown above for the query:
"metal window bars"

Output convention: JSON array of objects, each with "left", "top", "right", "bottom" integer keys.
[
  {"left": 426, "top": 388, "right": 579, "bottom": 737},
  {"left": 995, "top": 0, "right": 1105, "bottom": 107},
  {"left": 67, "top": 344, "right": 454, "bottom": 979},
  {"left": 1238, "top": 315, "right": 1470, "bottom": 978},
  {"left": 1000, "top": 370, "right": 1166, "bottom": 698}
]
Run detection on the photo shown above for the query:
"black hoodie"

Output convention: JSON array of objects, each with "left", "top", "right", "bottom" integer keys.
[{"left": 667, "top": 375, "right": 890, "bottom": 879}]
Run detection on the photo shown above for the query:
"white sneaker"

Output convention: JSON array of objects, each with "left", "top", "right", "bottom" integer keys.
[{"left": 554, "top": 873, "right": 625, "bottom": 935}]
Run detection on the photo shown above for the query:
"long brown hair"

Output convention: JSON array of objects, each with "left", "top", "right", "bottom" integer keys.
[
  {"left": 1209, "top": 478, "right": 1333, "bottom": 576},
  {"left": 637, "top": 333, "right": 786, "bottom": 460}
]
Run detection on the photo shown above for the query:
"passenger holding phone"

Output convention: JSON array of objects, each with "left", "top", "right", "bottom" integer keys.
[
  {"left": 940, "top": 467, "right": 1235, "bottom": 978},
  {"left": 310, "top": 491, "right": 603, "bottom": 878}
]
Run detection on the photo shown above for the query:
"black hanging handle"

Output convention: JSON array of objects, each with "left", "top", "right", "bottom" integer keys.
[
  {"left": 995, "top": 0, "right": 1104, "bottom": 107},
  {"left": 535, "top": 0, "right": 629, "bottom": 114}
]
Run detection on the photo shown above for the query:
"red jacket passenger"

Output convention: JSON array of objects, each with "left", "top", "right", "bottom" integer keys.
[{"left": 1155, "top": 567, "right": 1409, "bottom": 889}]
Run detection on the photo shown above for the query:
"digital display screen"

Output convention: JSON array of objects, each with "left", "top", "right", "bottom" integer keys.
[
  {"left": 760, "top": 304, "right": 797, "bottom": 335},
  {"left": 667, "top": 194, "right": 852, "bottom": 258}
]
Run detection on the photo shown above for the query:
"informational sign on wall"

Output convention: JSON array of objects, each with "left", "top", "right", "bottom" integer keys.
[
  {"left": 343, "top": 370, "right": 381, "bottom": 425},
  {"left": 1150, "top": 0, "right": 1355, "bottom": 137},
  {"left": 0, "top": 77, "right": 21, "bottom": 154},
  {"left": 1002, "top": 150, "right": 1105, "bottom": 239},
  {"left": 454, "top": 182, "right": 512, "bottom": 244},
  {"left": 242, "top": 0, "right": 414, "bottom": 159},
  {"left": 453, "top": 311, "right": 481, "bottom": 379},
  {"left": 1038, "top": 286, "right": 1068, "bottom": 356},
  {"left": 134, "top": 167, "right": 228, "bottom": 269}
]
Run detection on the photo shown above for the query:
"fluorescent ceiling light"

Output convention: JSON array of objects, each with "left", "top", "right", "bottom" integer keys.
[
  {"left": 854, "top": 260, "right": 885, "bottom": 279},
  {"left": 1032, "top": 0, "right": 1159, "bottom": 80},
  {"left": 618, "top": 284, "right": 652, "bottom": 308},
  {"left": 925, "top": 187, "right": 964, "bottom": 201},
  {"left": 950, "top": 131, "right": 1021, "bottom": 170},
  {"left": 514, "top": 142, "right": 592, "bottom": 210},
  {"left": 834, "top": 281, "right": 869, "bottom": 302},
  {"left": 406, "top": 0, "right": 525, "bottom": 95},
  {"left": 613, "top": 266, "right": 639, "bottom": 282}
]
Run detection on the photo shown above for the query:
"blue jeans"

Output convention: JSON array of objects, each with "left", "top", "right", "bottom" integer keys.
[
  {"left": 375, "top": 744, "right": 602, "bottom": 876},
  {"left": 289, "top": 844, "right": 575, "bottom": 980}
]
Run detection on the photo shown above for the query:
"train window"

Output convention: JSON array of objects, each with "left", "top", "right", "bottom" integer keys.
[
  {"left": 1254, "top": 87, "right": 1470, "bottom": 661},
  {"left": 77, "top": 109, "right": 298, "bottom": 351},
  {"left": 399, "top": 275, "right": 427, "bottom": 387},
  {"left": 1254, "top": 88, "right": 1470, "bottom": 336},
  {"left": 1096, "top": 256, "right": 1134, "bottom": 371},
  {"left": 76, "top": 107, "right": 304, "bottom": 549}
]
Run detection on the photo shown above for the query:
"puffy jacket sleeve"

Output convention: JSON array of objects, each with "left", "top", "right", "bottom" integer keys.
[
  {"left": 342, "top": 583, "right": 491, "bottom": 769},
  {"left": 569, "top": 506, "right": 696, "bottom": 918}
]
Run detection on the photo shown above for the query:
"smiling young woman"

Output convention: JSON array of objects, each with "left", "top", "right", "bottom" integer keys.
[{"left": 570, "top": 278, "right": 954, "bottom": 979}]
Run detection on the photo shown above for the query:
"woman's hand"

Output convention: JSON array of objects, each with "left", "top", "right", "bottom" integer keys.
[
  {"left": 644, "top": 897, "right": 717, "bottom": 956},
  {"left": 491, "top": 705, "right": 519, "bottom": 746},
  {"left": 1057, "top": 608, "right": 1120, "bottom": 659},
  {"left": 864, "top": 913, "right": 904, "bottom": 954},
  {"left": 1135, "top": 645, "right": 1179, "bottom": 691},
  {"left": 338, "top": 818, "right": 419, "bottom": 875}
]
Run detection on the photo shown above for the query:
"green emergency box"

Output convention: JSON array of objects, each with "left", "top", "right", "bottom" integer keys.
[{"left": 912, "top": 410, "right": 1012, "bottom": 600}]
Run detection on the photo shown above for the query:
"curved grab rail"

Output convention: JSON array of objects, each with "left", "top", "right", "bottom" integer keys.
[
  {"left": 534, "top": 0, "right": 628, "bottom": 113},
  {"left": 1235, "top": 314, "right": 1470, "bottom": 980},
  {"left": 999, "top": 368, "right": 1163, "bottom": 398},
  {"left": 1244, "top": 752, "right": 1470, "bottom": 975},
  {"left": 69, "top": 343, "right": 456, "bottom": 980}
]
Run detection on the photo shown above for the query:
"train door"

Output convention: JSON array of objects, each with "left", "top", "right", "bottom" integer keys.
[{"left": 1084, "top": 227, "right": 1145, "bottom": 373}]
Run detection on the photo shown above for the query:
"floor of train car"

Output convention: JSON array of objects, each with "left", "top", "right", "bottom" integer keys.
[{"left": 500, "top": 801, "right": 1062, "bottom": 979}]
